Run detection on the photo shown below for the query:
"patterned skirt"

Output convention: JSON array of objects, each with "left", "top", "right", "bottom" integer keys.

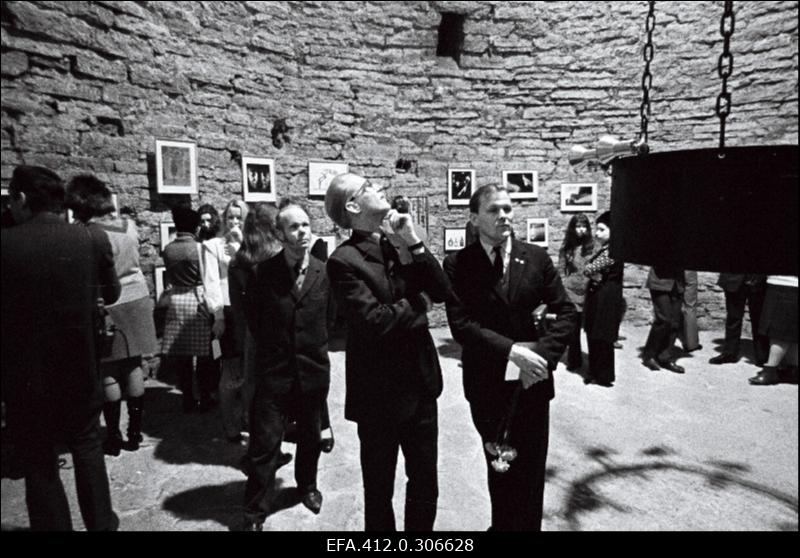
[{"left": 161, "top": 286, "right": 211, "bottom": 357}]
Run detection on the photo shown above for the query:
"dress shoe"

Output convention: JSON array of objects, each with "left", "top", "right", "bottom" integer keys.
[
  {"left": 684, "top": 344, "right": 703, "bottom": 353},
  {"left": 277, "top": 452, "right": 293, "bottom": 468},
  {"left": 657, "top": 359, "right": 685, "bottom": 374},
  {"left": 613, "top": 341, "right": 623, "bottom": 350},
  {"left": 709, "top": 354, "right": 739, "bottom": 365},
  {"left": 596, "top": 381, "right": 614, "bottom": 387},
  {"left": 749, "top": 367, "right": 780, "bottom": 386},
  {"left": 241, "top": 520, "right": 263, "bottom": 532},
  {"left": 302, "top": 489, "right": 323, "bottom": 514},
  {"left": 583, "top": 377, "right": 592, "bottom": 385},
  {"left": 320, "top": 428, "right": 335, "bottom": 453},
  {"left": 642, "top": 357, "right": 661, "bottom": 371},
  {"left": 103, "top": 434, "right": 123, "bottom": 457}
]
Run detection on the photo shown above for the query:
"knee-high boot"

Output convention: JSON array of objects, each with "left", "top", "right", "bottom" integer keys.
[
  {"left": 125, "top": 396, "right": 144, "bottom": 451},
  {"left": 102, "top": 400, "right": 123, "bottom": 456}
]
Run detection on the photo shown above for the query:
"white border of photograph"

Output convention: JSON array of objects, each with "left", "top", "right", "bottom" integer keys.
[
  {"left": 159, "top": 221, "right": 177, "bottom": 252},
  {"left": 447, "top": 168, "right": 475, "bottom": 206},
  {"left": 526, "top": 218, "right": 549, "bottom": 247},
  {"left": 154, "top": 266, "right": 167, "bottom": 300},
  {"left": 155, "top": 139, "right": 198, "bottom": 195},
  {"left": 241, "top": 156, "right": 277, "bottom": 202},
  {"left": 316, "top": 235, "right": 337, "bottom": 259},
  {"left": 503, "top": 170, "right": 539, "bottom": 200},
  {"left": 308, "top": 160, "right": 349, "bottom": 197},
  {"left": 443, "top": 227, "right": 468, "bottom": 252},
  {"left": 110, "top": 193, "right": 119, "bottom": 216},
  {"left": 560, "top": 182, "right": 598, "bottom": 212}
]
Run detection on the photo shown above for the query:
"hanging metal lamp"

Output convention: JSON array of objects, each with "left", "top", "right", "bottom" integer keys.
[{"left": 571, "top": 2, "right": 798, "bottom": 275}]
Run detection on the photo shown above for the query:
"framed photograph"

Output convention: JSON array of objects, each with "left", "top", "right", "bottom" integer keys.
[
  {"left": 308, "top": 160, "right": 349, "bottom": 197},
  {"left": 154, "top": 266, "right": 167, "bottom": 300},
  {"left": 1, "top": 187, "right": 9, "bottom": 211},
  {"left": 443, "top": 227, "right": 467, "bottom": 253},
  {"left": 503, "top": 170, "right": 539, "bottom": 200},
  {"left": 155, "top": 139, "right": 197, "bottom": 195},
  {"left": 447, "top": 168, "right": 475, "bottom": 206},
  {"left": 407, "top": 196, "right": 429, "bottom": 235},
  {"left": 159, "top": 221, "right": 177, "bottom": 251},
  {"left": 242, "top": 156, "right": 276, "bottom": 202},
  {"left": 560, "top": 183, "right": 597, "bottom": 212},
  {"left": 315, "top": 235, "right": 337, "bottom": 259},
  {"left": 526, "top": 218, "right": 549, "bottom": 247}
]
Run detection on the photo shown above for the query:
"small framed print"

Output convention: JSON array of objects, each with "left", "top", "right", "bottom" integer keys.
[
  {"left": 447, "top": 168, "right": 475, "bottom": 206},
  {"left": 503, "top": 170, "right": 539, "bottom": 200},
  {"left": 1, "top": 188, "right": 10, "bottom": 211},
  {"left": 309, "top": 160, "right": 349, "bottom": 197},
  {"left": 444, "top": 227, "right": 467, "bottom": 252},
  {"left": 159, "top": 221, "right": 177, "bottom": 251},
  {"left": 526, "top": 218, "right": 549, "bottom": 247},
  {"left": 154, "top": 266, "right": 167, "bottom": 300},
  {"left": 315, "top": 235, "right": 337, "bottom": 259},
  {"left": 155, "top": 139, "right": 198, "bottom": 195},
  {"left": 242, "top": 156, "right": 276, "bottom": 202},
  {"left": 560, "top": 183, "right": 597, "bottom": 212}
]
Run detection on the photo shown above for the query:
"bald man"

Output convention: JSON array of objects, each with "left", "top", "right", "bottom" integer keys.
[{"left": 324, "top": 173, "right": 451, "bottom": 531}]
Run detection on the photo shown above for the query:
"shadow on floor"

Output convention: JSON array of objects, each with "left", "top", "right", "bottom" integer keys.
[
  {"left": 162, "top": 479, "right": 301, "bottom": 531},
  {"left": 560, "top": 445, "right": 798, "bottom": 531}
]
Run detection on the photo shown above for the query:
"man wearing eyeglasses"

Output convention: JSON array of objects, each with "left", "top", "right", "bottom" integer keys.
[{"left": 324, "top": 173, "right": 451, "bottom": 531}]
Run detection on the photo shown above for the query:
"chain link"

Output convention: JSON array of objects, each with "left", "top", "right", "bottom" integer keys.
[
  {"left": 716, "top": 1, "right": 735, "bottom": 149},
  {"left": 639, "top": 1, "right": 656, "bottom": 144}
]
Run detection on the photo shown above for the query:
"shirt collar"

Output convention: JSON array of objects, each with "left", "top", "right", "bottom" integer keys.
[{"left": 479, "top": 235, "right": 511, "bottom": 261}]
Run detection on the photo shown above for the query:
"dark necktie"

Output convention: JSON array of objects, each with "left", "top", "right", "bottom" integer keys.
[{"left": 493, "top": 245, "right": 504, "bottom": 279}]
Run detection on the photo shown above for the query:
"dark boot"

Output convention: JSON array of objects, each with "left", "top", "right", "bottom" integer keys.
[
  {"left": 124, "top": 396, "right": 144, "bottom": 451},
  {"left": 102, "top": 400, "right": 123, "bottom": 456},
  {"left": 177, "top": 360, "right": 197, "bottom": 413}
]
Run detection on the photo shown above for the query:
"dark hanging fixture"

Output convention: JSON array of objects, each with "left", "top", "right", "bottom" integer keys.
[{"left": 569, "top": 2, "right": 798, "bottom": 275}]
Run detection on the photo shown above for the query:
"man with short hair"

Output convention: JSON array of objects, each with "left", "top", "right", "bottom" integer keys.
[
  {"left": 2, "top": 165, "right": 121, "bottom": 531},
  {"left": 324, "top": 173, "right": 451, "bottom": 531},
  {"left": 242, "top": 198, "right": 332, "bottom": 531},
  {"left": 444, "top": 184, "right": 576, "bottom": 531}
]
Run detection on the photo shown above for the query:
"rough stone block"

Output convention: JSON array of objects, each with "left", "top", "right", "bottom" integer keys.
[{"left": 1, "top": 51, "right": 29, "bottom": 77}]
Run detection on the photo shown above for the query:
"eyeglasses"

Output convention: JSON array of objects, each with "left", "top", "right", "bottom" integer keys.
[{"left": 349, "top": 180, "right": 388, "bottom": 202}]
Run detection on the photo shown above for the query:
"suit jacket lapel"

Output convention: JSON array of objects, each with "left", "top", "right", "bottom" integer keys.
[
  {"left": 297, "top": 254, "right": 322, "bottom": 302},
  {"left": 507, "top": 240, "right": 527, "bottom": 304}
]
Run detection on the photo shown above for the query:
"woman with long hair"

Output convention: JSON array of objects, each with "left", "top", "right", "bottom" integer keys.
[
  {"left": 583, "top": 211, "right": 624, "bottom": 386},
  {"left": 226, "top": 203, "right": 280, "bottom": 443},
  {"left": 201, "top": 199, "right": 250, "bottom": 436},
  {"left": 65, "top": 175, "right": 158, "bottom": 455},
  {"left": 558, "top": 213, "right": 594, "bottom": 371}
]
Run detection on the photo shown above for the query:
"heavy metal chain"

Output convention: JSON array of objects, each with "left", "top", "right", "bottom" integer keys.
[
  {"left": 639, "top": 1, "right": 656, "bottom": 144},
  {"left": 716, "top": 1, "right": 735, "bottom": 149}
]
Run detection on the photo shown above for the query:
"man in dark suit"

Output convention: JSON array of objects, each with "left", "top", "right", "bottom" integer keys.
[
  {"left": 642, "top": 266, "right": 687, "bottom": 373},
  {"left": 241, "top": 199, "right": 332, "bottom": 531},
  {"left": 709, "top": 273, "right": 768, "bottom": 365},
  {"left": 1, "top": 165, "right": 120, "bottom": 531},
  {"left": 324, "top": 173, "right": 451, "bottom": 531},
  {"left": 444, "top": 184, "right": 576, "bottom": 531}
]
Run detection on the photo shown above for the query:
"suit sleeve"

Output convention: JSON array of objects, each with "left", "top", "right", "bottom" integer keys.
[
  {"left": 534, "top": 254, "right": 578, "bottom": 370},
  {"left": 327, "top": 255, "right": 428, "bottom": 338},
  {"left": 409, "top": 248, "right": 452, "bottom": 303},
  {"left": 443, "top": 253, "right": 515, "bottom": 359},
  {"left": 89, "top": 224, "right": 121, "bottom": 305}
]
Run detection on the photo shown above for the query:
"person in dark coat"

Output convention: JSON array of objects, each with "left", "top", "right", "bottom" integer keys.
[
  {"left": 582, "top": 211, "right": 623, "bottom": 387},
  {"left": 642, "top": 266, "right": 686, "bottom": 374},
  {"left": 241, "top": 199, "right": 333, "bottom": 530},
  {"left": 1, "top": 165, "right": 121, "bottom": 531},
  {"left": 444, "top": 185, "right": 577, "bottom": 531},
  {"left": 324, "top": 173, "right": 451, "bottom": 531},
  {"left": 709, "top": 273, "right": 768, "bottom": 365}
]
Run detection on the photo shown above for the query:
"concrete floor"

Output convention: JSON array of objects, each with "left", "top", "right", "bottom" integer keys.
[{"left": 2, "top": 325, "right": 797, "bottom": 531}]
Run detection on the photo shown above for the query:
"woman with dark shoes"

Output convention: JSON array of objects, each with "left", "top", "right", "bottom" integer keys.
[
  {"left": 66, "top": 176, "right": 158, "bottom": 455},
  {"left": 582, "top": 212, "right": 623, "bottom": 387},
  {"left": 558, "top": 214, "right": 594, "bottom": 371},
  {"left": 749, "top": 275, "right": 798, "bottom": 386}
]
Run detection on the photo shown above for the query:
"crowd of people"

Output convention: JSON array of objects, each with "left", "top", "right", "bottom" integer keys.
[{"left": 1, "top": 164, "right": 796, "bottom": 532}]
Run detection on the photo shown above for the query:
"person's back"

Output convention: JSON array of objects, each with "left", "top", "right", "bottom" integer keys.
[{"left": 1, "top": 165, "right": 120, "bottom": 531}]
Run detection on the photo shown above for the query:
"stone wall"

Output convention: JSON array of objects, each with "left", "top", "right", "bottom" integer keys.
[{"left": 2, "top": 1, "right": 798, "bottom": 331}]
